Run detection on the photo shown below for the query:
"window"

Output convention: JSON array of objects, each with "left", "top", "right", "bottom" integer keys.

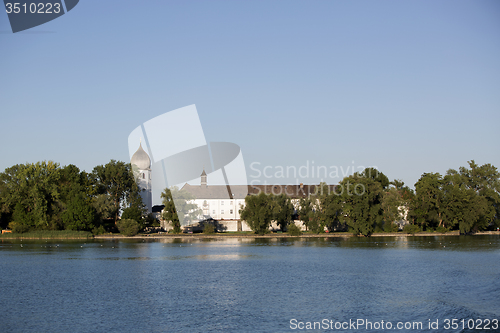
[
  {"left": 221, "top": 210, "right": 224, "bottom": 214},
  {"left": 230, "top": 201, "right": 233, "bottom": 205},
  {"left": 142, "top": 173, "right": 145, "bottom": 179},
  {"left": 230, "top": 209, "right": 233, "bottom": 214},
  {"left": 212, "top": 210, "right": 216, "bottom": 215},
  {"left": 221, "top": 201, "right": 224, "bottom": 205}
]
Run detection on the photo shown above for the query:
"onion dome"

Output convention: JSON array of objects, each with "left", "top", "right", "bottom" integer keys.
[{"left": 131, "top": 143, "right": 151, "bottom": 170}]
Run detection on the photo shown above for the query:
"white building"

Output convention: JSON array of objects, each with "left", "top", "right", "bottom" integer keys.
[
  {"left": 175, "top": 170, "right": 336, "bottom": 231},
  {"left": 130, "top": 142, "right": 152, "bottom": 213}
]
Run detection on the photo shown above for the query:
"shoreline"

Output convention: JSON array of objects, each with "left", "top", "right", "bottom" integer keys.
[
  {"left": 93, "top": 230, "right": 500, "bottom": 240},
  {"left": 2, "top": 231, "right": 498, "bottom": 240}
]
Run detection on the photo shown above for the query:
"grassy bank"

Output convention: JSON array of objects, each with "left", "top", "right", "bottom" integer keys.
[{"left": 0, "top": 230, "right": 93, "bottom": 239}]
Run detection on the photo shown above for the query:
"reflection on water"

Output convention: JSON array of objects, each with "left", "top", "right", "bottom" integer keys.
[{"left": 1, "top": 235, "right": 499, "bottom": 333}]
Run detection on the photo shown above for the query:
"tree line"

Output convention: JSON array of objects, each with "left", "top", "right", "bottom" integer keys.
[
  {"left": 1, "top": 159, "right": 498, "bottom": 237},
  {"left": 239, "top": 161, "right": 500, "bottom": 236},
  {"left": 0, "top": 160, "right": 148, "bottom": 235}
]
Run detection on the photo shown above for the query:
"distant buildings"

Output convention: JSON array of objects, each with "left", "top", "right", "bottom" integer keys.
[{"left": 131, "top": 144, "right": 336, "bottom": 231}]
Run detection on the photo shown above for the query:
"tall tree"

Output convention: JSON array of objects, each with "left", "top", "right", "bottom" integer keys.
[
  {"left": 271, "top": 193, "right": 294, "bottom": 231},
  {"left": 161, "top": 186, "right": 200, "bottom": 232},
  {"left": 382, "top": 181, "right": 414, "bottom": 231},
  {"left": 92, "top": 160, "right": 142, "bottom": 223},
  {"left": 0, "top": 161, "right": 61, "bottom": 231},
  {"left": 448, "top": 160, "right": 500, "bottom": 230},
  {"left": 314, "top": 183, "right": 344, "bottom": 233},
  {"left": 61, "top": 192, "right": 96, "bottom": 231},
  {"left": 340, "top": 171, "right": 383, "bottom": 236},
  {"left": 411, "top": 173, "right": 444, "bottom": 230},
  {"left": 240, "top": 192, "right": 275, "bottom": 234},
  {"left": 298, "top": 197, "right": 314, "bottom": 231},
  {"left": 361, "top": 167, "right": 390, "bottom": 189},
  {"left": 161, "top": 187, "right": 180, "bottom": 233}
]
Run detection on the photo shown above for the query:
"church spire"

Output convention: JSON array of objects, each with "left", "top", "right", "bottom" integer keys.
[{"left": 201, "top": 168, "right": 207, "bottom": 188}]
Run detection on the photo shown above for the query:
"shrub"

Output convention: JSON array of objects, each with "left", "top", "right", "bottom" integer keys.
[
  {"left": 435, "top": 226, "right": 449, "bottom": 233},
  {"left": 383, "top": 221, "right": 400, "bottom": 233},
  {"left": 121, "top": 206, "right": 142, "bottom": 222},
  {"left": 403, "top": 224, "right": 420, "bottom": 235},
  {"left": 287, "top": 223, "right": 302, "bottom": 236},
  {"left": 116, "top": 219, "right": 140, "bottom": 236},
  {"left": 92, "top": 225, "right": 106, "bottom": 235},
  {"left": 203, "top": 223, "right": 215, "bottom": 234},
  {"left": 8, "top": 221, "right": 29, "bottom": 234}
]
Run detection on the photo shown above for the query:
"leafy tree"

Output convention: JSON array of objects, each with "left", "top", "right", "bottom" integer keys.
[
  {"left": 161, "top": 186, "right": 200, "bottom": 232},
  {"left": 161, "top": 187, "right": 181, "bottom": 233},
  {"left": 61, "top": 192, "right": 96, "bottom": 231},
  {"left": 440, "top": 173, "right": 490, "bottom": 233},
  {"left": 271, "top": 193, "right": 294, "bottom": 231},
  {"left": 0, "top": 161, "right": 61, "bottom": 231},
  {"left": 447, "top": 160, "right": 500, "bottom": 230},
  {"left": 116, "top": 219, "right": 140, "bottom": 236},
  {"left": 298, "top": 197, "right": 314, "bottom": 231},
  {"left": 315, "top": 183, "right": 344, "bottom": 232},
  {"left": 161, "top": 186, "right": 200, "bottom": 231},
  {"left": 390, "top": 179, "right": 405, "bottom": 190},
  {"left": 92, "top": 160, "right": 142, "bottom": 224},
  {"left": 411, "top": 173, "right": 444, "bottom": 230},
  {"left": 361, "top": 167, "right": 390, "bottom": 189},
  {"left": 382, "top": 188, "right": 403, "bottom": 224},
  {"left": 92, "top": 194, "right": 117, "bottom": 221},
  {"left": 121, "top": 206, "right": 143, "bottom": 222},
  {"left": 240, "top": 192, "right": 274, "bottom": 234},
  {"left": 340, "top": 171, "right": 383, "bottom": 236}
]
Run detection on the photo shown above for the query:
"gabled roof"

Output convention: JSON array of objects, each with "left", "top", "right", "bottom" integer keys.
[{"left": 180, "top": 184, "right": 337, "bottom": 200}]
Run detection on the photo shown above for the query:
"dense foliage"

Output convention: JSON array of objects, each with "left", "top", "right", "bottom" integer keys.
[
  {"left": 1, "top": 159, "right": 498, "bottom": 237},
  {"left": 239, "top": 192, "right": 295, "bottom": 234},
  {"left": 240, "top": 162, "right": 498, "bottom": 236},
  {"left": 0, "top": 160, "right": 145, "bottom": 235},
  {"left": 160, "top": 186, "right": 201, "bottom": 233},
  {"left": 116, "top": 219, "right": 140, "bottom": 236}
]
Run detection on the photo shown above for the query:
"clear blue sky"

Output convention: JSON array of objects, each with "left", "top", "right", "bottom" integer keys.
[{"left": 1, "top": 0, "right": 499, "bottom": 194}]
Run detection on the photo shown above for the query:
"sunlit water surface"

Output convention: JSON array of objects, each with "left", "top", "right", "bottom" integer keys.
[{"left": 1, "top": 236, "right": 499, "bottom": 332}]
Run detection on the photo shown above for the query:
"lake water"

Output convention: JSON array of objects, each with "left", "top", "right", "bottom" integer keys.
[{"left": 1, "top": 236, "right": 499, "bottom": 332}]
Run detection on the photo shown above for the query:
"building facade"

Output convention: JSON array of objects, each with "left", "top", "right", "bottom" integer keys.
[{"left": 130, "top": 142, "right": 153, "bottom": 213}]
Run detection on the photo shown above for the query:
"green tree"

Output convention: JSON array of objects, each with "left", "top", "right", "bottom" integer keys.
[
  {"left": 116, "top": 219, "right": 140, "bottom": 236},
  {"left": 441, "top": 172, "right": 491, "bottom": 233},
  {"left": 240, "top": 192, "right": 274, "bottom": 234},
  {"left": 0, "top": 161, "right": 61, "bottom": 231},
  {"left": 161, "top": 186, "right": 202, "bottom": 232},
  {"left": 91, "top": 194, "right": 117, "bottom": 220},
  {"left": 298, "top": 197, "right": 313, "bottom": 231},
  {"left": 121, "top": 206, "right": 143, "bottom": 222},
  {"left": 447, "top": 160, "right": 500, "bottom": 230},
  {"left": 381, "top": 188, "right": 403, "bottom": 231},
  {"left": 161, "top": 187, "right": 181, "bottom": 233},
  {"left": 361, "top": 167, "right": 390, "bottom": 189},
  {"left": 315, "top": 183, "right": 344, "bottom": 232},
  {"left": 161, "top": 186, "right": 200, "bottom": 232},
  {"left": 92, "top": 160, "right": 142, "bottom": 224},
  {"left": 271, "top": 193, "right": 294, "bottom": 231},
  {"left": 340, "top": 171, "right": 383, "bottom": 236},
  {"left": 411, "top": 173, "right": 444, "bottom": 230},
  {"left": 61, "top": 192, "right": 96, "bottom": 231}
]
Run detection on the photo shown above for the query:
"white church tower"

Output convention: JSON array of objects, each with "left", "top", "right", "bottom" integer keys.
[{"left": 131, "top": 141, "right": 152, "bottom": 213}]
